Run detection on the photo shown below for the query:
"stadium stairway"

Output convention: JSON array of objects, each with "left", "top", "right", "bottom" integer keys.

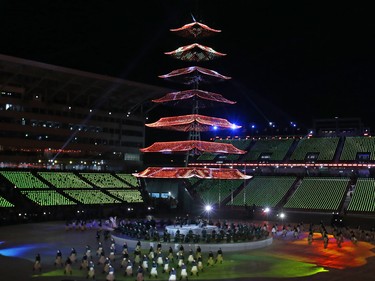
[
  {"left": 340, "top": 177, "right": 357, "bottom": 214},
  {"left": 283, "top": 138, "right": 299, "bottom": 162},
  {"left": 333, "top": 136, "right": 346, "bottom": 162}
]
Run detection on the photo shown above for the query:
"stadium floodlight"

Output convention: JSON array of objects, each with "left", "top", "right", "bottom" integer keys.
[
  {"left": 205, "top": 205, "right": 212, "bottom": 212},
  {"left": 279, "top": 212, "right": 285, "bottom": 224},
  {"left": 205, "top": 205, "right": 212, "bottom": 221}
]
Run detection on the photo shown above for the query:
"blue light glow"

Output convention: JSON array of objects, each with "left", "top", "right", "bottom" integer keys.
[{"left": 0, "top": 244, "right": 40, "bottom": 257}]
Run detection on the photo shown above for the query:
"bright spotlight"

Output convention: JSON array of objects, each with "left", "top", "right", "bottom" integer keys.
[
  {"left": 205, "top": 205, "right": 213, "bottom": 221},
  {"left": 280, "top": 213, "right": 285, "bottom": 219},
  {"left": 264, "top": 207, "right": 270, "bottom": 213}
]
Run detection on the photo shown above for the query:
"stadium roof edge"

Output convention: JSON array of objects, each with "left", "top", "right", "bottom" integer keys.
[{"left": 0, "top": 53, "right": 172, "bottom": 92}]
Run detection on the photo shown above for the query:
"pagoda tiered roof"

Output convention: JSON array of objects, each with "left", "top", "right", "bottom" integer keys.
[
  {"left": 159, "top": 66, "right": 231, "bottom": 85},
  {"left": 140, "top": 140, "right": 246, "bottom": 154},
  {"left": 152, "top": 89, "right": 236, "bottom": 108},
  {"left": 165, "top": 43, "right": 226, "bottom": 62},
  {"left": 170, "top": 21, "right": 221, "bottom": 38},
  {"left": 135, "top": 18, "right": 247, "bottom": 179},
  {"left": 145, "top": 114, "right": 241, "bottom": 132},
  {"left": 133, "top": 166, "right": 252, "bottom": 179}
]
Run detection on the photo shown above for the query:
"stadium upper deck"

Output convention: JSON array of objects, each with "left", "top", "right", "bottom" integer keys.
[{"left": 0, "top": 54, "right": 171, "bottom": 172}]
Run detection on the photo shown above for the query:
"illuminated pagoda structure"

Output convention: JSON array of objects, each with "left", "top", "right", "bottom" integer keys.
[{"left": 134, "top": 19, "right": 250, "bottom": 180}]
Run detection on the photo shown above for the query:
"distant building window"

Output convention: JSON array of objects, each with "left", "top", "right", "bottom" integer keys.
[
  {"left": 160, "top": 193, "right": 170, "bottom": 199},
  {"left": 124, "top": 153, "right": 140, "bottom": 161},
  {"left": 259, "top": 153, "right": 272, "bottom": 161},
  {"left": 150, "top": 192, "right": 160, "bottom": 198},
  {"left": 356, "top": 153, "right": 370, "bottom": 162},
  {"left": 305, "top": 152, "right": 319, "bottom": 162}
]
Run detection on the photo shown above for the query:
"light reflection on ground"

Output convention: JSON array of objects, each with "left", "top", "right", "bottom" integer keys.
[
  {"left": 0, "top": 222, "right": 374, "bottom": 280},
  {"left": 283, "top": 232, "right": 375, "bottom": 270}
]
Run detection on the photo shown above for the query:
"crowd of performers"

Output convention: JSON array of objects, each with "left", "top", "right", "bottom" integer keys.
[
  {"left": 115, "top": 216, "right": 270, "bottom": 244},
  {"left": 269, "top": 220, "right": 372, "bottom": 249},
  {"left": 33, "top": 228, "right": 225, "bottom": 281},
  {"left": 31, "top": 216, "right": 375, "bottom": 280}
]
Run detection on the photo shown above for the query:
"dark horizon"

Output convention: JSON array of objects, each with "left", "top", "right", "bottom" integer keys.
[{"left": 2, "top": 1, "right": 375, "bottom": 133}]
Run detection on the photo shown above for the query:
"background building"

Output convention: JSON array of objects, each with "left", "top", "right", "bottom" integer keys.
[{"left": 0, "top": 54, "right": 171, "bottom": 172}]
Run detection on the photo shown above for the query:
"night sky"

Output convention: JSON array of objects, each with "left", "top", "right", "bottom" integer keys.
[{"left": 2, "top": 1, "right": 375, "bottom": 135}]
